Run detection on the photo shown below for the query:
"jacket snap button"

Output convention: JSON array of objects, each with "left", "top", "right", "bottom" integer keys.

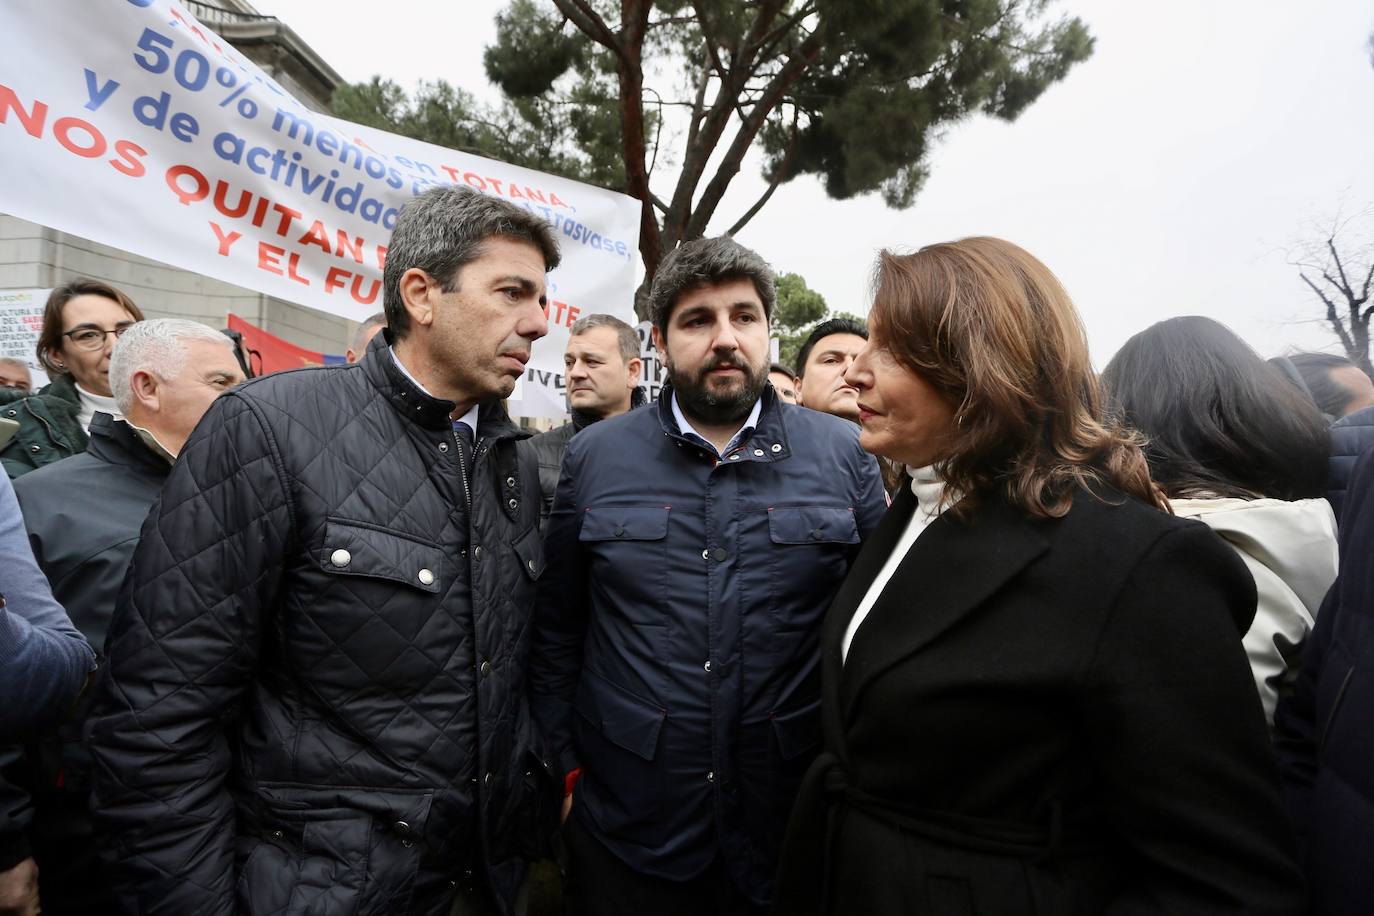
[
  {"left": 479, "top": 660, "right": 491, "bottom": 676},
  {"left": 506, "top": 476, "right": 516, "bottom": 488},
  {"left": 614, "top": 526, "right": 625, "bottom": 537},
  {"left": 439, "top": 442, "right": 449, "bottom": 452},
  {"left": 508, "top": 498, "right": 518, "bottom": 510},
  {"left": 706, "top": 771, "right": 715, "bottom": 783},
  {"left": 473, "top": 546, "right": 483, "bottom": 561},
  {"left": 417, "top": 568, "right": 435, "bottom": 586},
  {"left": 753, "top": 448, "right": 764, "bottom": 457},
  {"left": 29, "top": 445, "right": 40, "bottom": 453},
  {"left": 395, "top": 820, "right": 410, "bottom": 832},
  {"left": 810, "top": 528, "right": 823, "bottom": 540},
  {"left": 711, "top": 547, "right": 727, "bottom": 561},
  {"left": 771, "top": 443, "right": 782, "bottom": 453},
  {"left": 728, "top": 453, "right": 740, "bottom": 460},
  {"left": 271, "top": 829, "right": 283, "bottom": 839},
  {"left": 484, "top": 772, "right": 493, "bottom": 786},
  {"left": 4, "top": 409, "right": 15, "bottom": 417},
  {"left": 703, "top": 660, "right": 711, "bottom": 672},
  {"left": 526, "top": 558, "right": 536, "bottom": 573},
  {"left": 330, "top": 548, "right": 351, "bottom": 568},
  {"left": 701, "top": 548, "right": 710, "bottom": 560}
]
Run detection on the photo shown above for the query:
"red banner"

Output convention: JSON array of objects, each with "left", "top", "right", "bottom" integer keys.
[{"left": 226, "top": 314, "right": 345, "bottom": 376}]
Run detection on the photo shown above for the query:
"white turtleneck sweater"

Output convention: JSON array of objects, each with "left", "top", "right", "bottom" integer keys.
[
  {"left": 75, "top": 384, "right": 121, "bottom": 432},
  {"left": 842, "top": 465, "right": 947, "bottom": 664}
]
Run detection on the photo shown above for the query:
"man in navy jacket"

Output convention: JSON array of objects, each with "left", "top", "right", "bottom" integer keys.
[{"left": 530, "top": 237, "right": 887, "bottom": 915}]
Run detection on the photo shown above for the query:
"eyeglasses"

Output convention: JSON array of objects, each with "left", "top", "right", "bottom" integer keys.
[{"left": 62, "top": 324, "right": 133, "bottom": 351}]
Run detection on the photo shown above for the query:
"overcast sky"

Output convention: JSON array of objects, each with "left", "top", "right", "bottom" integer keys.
[{"left": 256, "top": 0, "right": 1374, "bottom": 366}]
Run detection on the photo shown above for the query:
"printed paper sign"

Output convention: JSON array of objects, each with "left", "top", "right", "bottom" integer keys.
[{"left": 0, "top": 288, "right": 51, "bottom": 389}]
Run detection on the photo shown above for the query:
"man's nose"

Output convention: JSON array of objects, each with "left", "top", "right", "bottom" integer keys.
[
  {"left": 709, "top": 319, "right": 739, "bottom": 351},
  {"left": 845, "top": 345, "right": 874, "bottom": 390},
  {"left": 520, "top": 301, "right": 550, "bottom": 340}
]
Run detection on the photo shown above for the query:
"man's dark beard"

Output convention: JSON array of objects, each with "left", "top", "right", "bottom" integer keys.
[{"left": 668, "top": 352, "right": 768, "bottom": 427}]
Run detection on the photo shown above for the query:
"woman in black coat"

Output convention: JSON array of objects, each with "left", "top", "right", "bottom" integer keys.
[{"left": 773, "top": 238, "right": 1306, "bottom": 915}]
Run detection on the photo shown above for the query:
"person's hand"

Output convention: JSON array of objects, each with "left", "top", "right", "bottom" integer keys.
[
  {"left": 0, "top": 857, "right": 39, "bottom": 916},
  {"left": 561, "top": 791, "right": 573, "bottom": 825}
]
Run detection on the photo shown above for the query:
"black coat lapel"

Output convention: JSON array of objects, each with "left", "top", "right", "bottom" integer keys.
[
  {"left": 839, "top": 491, "right": 1049, "bottom": 724},
  {"left": 820, "top": 484, "right": 918, "bottom": 755}
]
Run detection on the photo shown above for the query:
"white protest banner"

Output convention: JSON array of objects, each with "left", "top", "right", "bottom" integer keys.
[
  {"left": 0, "top": 288, "right": 51, "bottom": 389},
  {"left": 0, "top": 0, "right": 641, "bottom": 417}
]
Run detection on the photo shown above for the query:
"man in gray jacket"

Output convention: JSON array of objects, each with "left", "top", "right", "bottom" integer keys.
[
  {"left": 523, "top": 314, "right": 644, "bottom": 529},
  {"left": 8, "top": 320, "right": 243, "bottom": 916}
]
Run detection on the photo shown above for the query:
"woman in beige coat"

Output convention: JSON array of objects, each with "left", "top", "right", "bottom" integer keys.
[{"left": 1103, "top": 315, "right": 1338, "bottom": 725}]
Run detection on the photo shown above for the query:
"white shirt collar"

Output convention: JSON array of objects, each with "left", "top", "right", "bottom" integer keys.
[
  {"left": 389, "top": 347, "right": 478, "bottom": 437},
  {"left": 670, "top": 392, "right": 763, "bottom": 457}
]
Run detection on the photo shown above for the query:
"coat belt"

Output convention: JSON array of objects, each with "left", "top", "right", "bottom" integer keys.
[{"left": 773, "top": 752, "right": 1097, "bottom": 916}]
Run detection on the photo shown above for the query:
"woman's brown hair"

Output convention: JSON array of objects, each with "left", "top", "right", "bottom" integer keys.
[
  {"left": 869, "top": 237, "right": 1164, "bottom": 518},
  {"left": 36, "top": 278, "right": 145, "bottom": 376}
]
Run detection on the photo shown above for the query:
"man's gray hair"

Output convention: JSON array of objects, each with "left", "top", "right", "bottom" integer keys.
[
  {"left": 648, "top": 236, "right": 775, "bottom": 337},
  {"left": 0, "top": 356, "right": 26, "bottom": 372},
  {"left": 383, "top": 186, "right": 561, "bottom": 339},
  {"left": 570, "top": 313, "right": 640, "bottom": 364},
  {"left": 110, "top": 319, "right": 232, "bottom": 415},
  {"left": 352, "top": 312, "right": 386, "bottom": 353}
]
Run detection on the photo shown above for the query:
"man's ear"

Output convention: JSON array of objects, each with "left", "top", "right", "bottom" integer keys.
[
  {"left": 650, "top": 326, "right": 667, "bottom": 363},
  {"left": 398, "top": 268, "right": 439, "bottom": 331},
  {"left": 625, "top": 357, "right": 642, "bottom": 389},
  {"left": 130, "top": 368, "right": 160, "bottom": 413}
]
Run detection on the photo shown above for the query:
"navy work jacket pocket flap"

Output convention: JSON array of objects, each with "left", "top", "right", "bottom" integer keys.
[
  {"left": 317, "top": 519, "right": 443, "bottom": 594},
  {"left": 579, "top": 506, "right": 671, "bottom": 542},
  {"left": 768, "top": 506, "right": 860, "bottom": 545},
  {"left": 772, "top": 698, "right": 822, "bottom": 760},
  {"left": 575, "top": 668, "right": 667, "bottom": 761}
]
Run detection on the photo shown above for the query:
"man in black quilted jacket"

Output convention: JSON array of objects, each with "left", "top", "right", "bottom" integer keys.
[{"left": 86, "top": 187, "right": 559, "bottom": 916}]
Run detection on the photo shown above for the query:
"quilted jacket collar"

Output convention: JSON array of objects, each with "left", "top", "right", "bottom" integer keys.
[{"left": 364, "top": 331, "right": 528, "bottom": 441}]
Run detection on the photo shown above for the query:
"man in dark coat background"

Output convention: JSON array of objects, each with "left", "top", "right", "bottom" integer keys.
[
  {"left": 1277, "top": 443, "right": 1374, "bottom": 913},
  {"left": 529, "top": 237, "right": 887, "bottom": 915},
  {"left": 523, "top": 313, "right": 644, "bottom": 530},
  {"left": 85, "top": 187, "right": 559, "bottom": 916},
  {"left": 3, "top": 319, "right": 244, "bottom": 916}
]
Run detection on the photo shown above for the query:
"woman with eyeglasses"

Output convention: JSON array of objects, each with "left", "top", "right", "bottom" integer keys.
[{"left": 1, "top": 279, "right": 144, "bottom": 478}]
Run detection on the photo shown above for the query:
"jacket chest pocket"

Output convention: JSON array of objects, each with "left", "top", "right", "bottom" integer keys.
[
  {"left": 316, "top": 519, "right": 445, "bottom": 593},
  {"left": 765, "top": 506, "right": 859, "bottom": 630},
  {"left": 579, "top": 506, "right": 670, "bottom": 612},
  {"left": 302, "top": 520, "right": 447, "bottom": 683}
]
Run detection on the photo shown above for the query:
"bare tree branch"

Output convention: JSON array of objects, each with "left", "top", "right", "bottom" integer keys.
[
  {"left": 685, "top": 61, "right": 711, "bottom": 152},
  {"left": 1304, "top": 272, "right": 1357, "bottom": 356},
  {"left": 685, "top": 31, "right": 824, "bottom": 240},
  {"left": 550, "top": 0, "right": 622, "bottom": 60},
  {"left": 689, "top": 0, "right": 734, "bottom": 86},
  {"left": 1328, "top": 238, "right": 1357, "bottom": 301},
  {"left": 726, "top": 109, "right": 802, "bottom": 236}
]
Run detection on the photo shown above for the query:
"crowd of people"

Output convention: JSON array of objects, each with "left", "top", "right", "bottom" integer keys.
[{"left": 1, "top": 184, "right": 1373, "bottom": 915}]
